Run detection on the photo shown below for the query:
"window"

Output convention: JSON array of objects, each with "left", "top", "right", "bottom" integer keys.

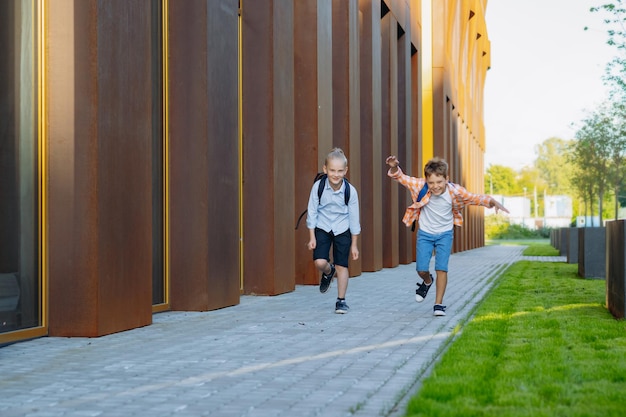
[{"left": 0, "top": 1, "right": 40, "bottom": 334}]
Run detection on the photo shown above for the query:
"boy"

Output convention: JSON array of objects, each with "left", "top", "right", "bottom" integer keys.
[
  {"left": 307, "top": 148, "right": 361, "bottom": 314},
  {"left": 386, "top": 155, "right": 508, "bottom": 316}
]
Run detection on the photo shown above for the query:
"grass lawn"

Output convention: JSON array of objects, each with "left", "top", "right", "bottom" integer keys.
[
  {"left": 404, "top": 260, "right": 626, "bottom": 417},
  {"left": 521, "top": 243, "right": 560, "bottom": 257},
  {"left": 485, "top": 238, "right": 550, "bottom": 247}
]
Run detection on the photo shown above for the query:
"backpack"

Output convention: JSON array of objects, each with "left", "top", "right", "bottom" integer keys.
[
  {"left": 295, "top": 173, "right": 351, "bottom": 229},
  {"left": 416, "top": 183, "right": 429, "bottom": 203},
  {"left": 411, "top": 183, "right": 429, "bottom": 232}
]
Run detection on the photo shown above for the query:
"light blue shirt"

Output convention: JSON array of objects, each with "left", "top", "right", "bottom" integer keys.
[{"left": 306, "top": 179, "right": 361, "bottom": 236}]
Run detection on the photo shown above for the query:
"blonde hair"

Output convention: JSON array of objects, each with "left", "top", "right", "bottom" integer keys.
[{"left": 325, "top": 147, "right": 348, "bottom": 167}]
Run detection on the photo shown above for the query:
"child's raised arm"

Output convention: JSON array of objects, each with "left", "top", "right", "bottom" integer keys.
[{"left": 385, "top": 155, "right": 399, "bottom": 173}]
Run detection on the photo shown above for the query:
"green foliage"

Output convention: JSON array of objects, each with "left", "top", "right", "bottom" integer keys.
[
  {"left": 582, "top": 2, "right": 626, "bottom": 220},
  {"left": 570, "top": 101, "right": 626, "bottom": 221},
  {"left": 589, "top": 1, "right": 626, "bottom": 100},
  {"left": 485, "top": 165, "right": 518, "bottom": 195},
  {"left": 485, "top": 215, "right": 550, "bottom": 239},
  {"left": 485, "top": 137, "right": 578, "bottom": 221},
  {"left": 404, "top": 260, "right": 626, "bottom": 417},
  {"left": 533, "top": 137, "right": 574, "bottom": 195},
  {"left": 484, "top": 214, "right": 509, "bottom": 238}
]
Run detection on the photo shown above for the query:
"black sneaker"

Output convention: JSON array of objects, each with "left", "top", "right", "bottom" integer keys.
[
  {"left": 319, "top": 264, "right": 336, "bottom": 293},
  {"left": 415, "top": 274, "right": 433, "bottom": 302},
  {"left": 335, "top": 299, "right": 349, "bottom": 314},
  {"left": 433, "top": 304, "right": 447, "bottom": 316}
]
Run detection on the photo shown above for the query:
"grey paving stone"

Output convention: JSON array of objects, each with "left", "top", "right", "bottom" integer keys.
[{"left": 0, "top": 245, "right": 532, "bottom": 417}]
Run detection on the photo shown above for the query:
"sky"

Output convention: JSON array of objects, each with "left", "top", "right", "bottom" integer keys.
[{"left": 483, "top": 0, "right": 616, "bottom": 170}]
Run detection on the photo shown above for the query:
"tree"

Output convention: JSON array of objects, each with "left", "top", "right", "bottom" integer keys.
[
  {"left": 571, "top": 104, "right": 616, "bottom": 224},
  {"left": 533, "top": 137, "right": 573, "bottom": 195},
  {"left": 485, "top": 165, "right": 518, "bottom": 195},
  {"left": 584, "top": 4, "right": 626, "bottom": 220},
  {"left": 568, "top": 140, "right": 597, "bottom": 222},
  {"left": 589, "top": 1, "right": 626, "bottom": 99},
  {"left": 606, "top": 101, "right": 626, "bottom": 219},
  {"left": 518, "top": 166, "right": 547, "bottom": 217}
]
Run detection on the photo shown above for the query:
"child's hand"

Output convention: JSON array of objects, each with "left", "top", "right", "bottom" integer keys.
[
  {"left": 385, "top": 155, "right": 399, "bottom": 168},
  {"left": 351, "top": 245, "right": 359, "bottom": 261},
  {"left": 491, "top": 199, "right": 509, "bottom": 214},
  {"left": 307, "top": 238, "right": 317, "bottom": 251}
]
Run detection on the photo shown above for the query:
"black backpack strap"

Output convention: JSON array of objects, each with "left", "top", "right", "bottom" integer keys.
[
  {"left": 297, "top": 174, "right": 350, "bottom": 230},
  {"left": 296, "top": 173, "right": 327, "bottom": 230},
  {"left": 317, "top": 174, "right": 327, "bottom": 203},
  {"left": 295, "top": 210, "right": 308, "bottom": 230},
  {"left": 412, "top": 183, "right": 429, "bottom": 232},
  {"left": 316, "top": 175, "right": 351, "bottom": 206}
]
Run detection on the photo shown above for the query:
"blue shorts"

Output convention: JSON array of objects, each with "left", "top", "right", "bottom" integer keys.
[
  {"left": 313, "top": 228, "right": 351, "bottom": 268},
  {"left": 416, "top": 229, "right": 454, "bottom": 272}
]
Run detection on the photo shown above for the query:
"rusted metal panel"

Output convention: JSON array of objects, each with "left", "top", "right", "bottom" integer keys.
[
  {"left": 606, "top": 220, "right": 626, "bottom": 319},
  {"left": 96, "top": 0, "right": 153, "bottom": 335},
  {"left": 47, "top": 0, "right": 152, "bottom": 337},
  {"left": 294, "top": 0, "right": 322, "bottom": 286},
  {"left": 381, "top": 13, "right": 399, "bottom": 268},
  {"left": 358, "top": 0, "right": 383, "bottom": 272},
  {"left": 332, "top": 0, "right": 362, "bottom": 277},
  {"left": 397, "top": 8, "right": 414, "bottom": 265},
  {"left": 242, "top": 0, "right": 296, "bottom": 295},
  {"left": 168, "top": 0, "right": 240, "bottom": 310}
]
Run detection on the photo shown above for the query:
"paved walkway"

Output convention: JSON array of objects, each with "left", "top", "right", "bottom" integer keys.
[{"left": 0, "top": 246, "right": 565, "bottom": 417}]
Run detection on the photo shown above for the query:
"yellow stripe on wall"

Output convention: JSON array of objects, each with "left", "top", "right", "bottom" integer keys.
[{"left": 421, "top": 0, "right": 433, "bottom": 168}]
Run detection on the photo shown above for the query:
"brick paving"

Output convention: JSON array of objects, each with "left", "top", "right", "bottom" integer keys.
[{"left": 0, "top": 245, "right": 560, "bottom": 417}]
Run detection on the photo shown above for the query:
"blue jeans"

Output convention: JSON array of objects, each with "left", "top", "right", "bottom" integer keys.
[{"left": 416, "top": 229, "right": 454, "bottom": 272}]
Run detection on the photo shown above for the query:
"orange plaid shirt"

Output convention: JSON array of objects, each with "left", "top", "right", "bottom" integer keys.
[{"left": 388, "top": 166, "right": 494, "bottom": 228}]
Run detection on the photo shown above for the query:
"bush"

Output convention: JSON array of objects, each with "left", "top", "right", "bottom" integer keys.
[{"left": 485, "top": 215, "right": 550, "bottom": 239}]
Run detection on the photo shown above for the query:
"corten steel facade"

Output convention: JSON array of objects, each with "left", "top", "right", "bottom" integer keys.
[{"left": 0, "top": 0, "right": 490, "bottom": 344}]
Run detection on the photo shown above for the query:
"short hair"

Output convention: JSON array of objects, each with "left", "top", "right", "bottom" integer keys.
[
  {"left": 325, "top": 147, "right": 348, "bottom": 167},
  {"left": 424, "top": 157, "right": 448, "bottom": 177}
]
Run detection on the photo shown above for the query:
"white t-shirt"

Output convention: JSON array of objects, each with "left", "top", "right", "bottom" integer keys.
[{"left": 419, "top": 186, "right": 454, "bottom": 234}]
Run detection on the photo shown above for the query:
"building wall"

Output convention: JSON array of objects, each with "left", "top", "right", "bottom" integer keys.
[
  {"left": 0, "top": 0, "right": 491, "bottom": 342},
  {"left": 168, "top": 0, "right": 241, "bottom": 310},
  {"left": 430, "top": 0, "right": 490, "bottom": 252},
  {"left": 47, "top": 0, "right": 154, "bottom": 337}
]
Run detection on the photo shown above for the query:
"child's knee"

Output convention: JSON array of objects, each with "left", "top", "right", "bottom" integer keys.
[
  {"left": 314, "top": 259, "right": 329, "bottom": 270},
  {"left": 417, "top": 270, "right": 430, "bottom": 280}
]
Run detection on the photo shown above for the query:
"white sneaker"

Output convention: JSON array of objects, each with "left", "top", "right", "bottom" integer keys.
[
  {"left": 433, "top": 304, "right": 447, "bottom": 316},
  {"left": 415, "top": 275, "right": 433, "bottom": 302}
]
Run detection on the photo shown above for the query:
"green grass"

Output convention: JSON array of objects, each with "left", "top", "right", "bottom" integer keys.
[
  {"left": 404, "top": 261, "right": 626, "bottom": 417},
  {"left": 486, "top": 238, "right": 560, "bottom": 256},
  {"left": 486, "top": 238, "right": 550, "bottom": 247},
  {"left": 521, "top": 244, "right": 561, "bottom": 257}
]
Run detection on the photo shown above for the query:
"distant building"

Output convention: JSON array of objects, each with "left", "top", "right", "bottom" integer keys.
[
  {"left": 495, "top": 195, "right": 531, "bottom": 228},
  {"left": 487, "top": 194, "right": 571, "bottom": 229},
  {"left": 576, "top": 216, "right": 601, "bottom": 227},
  {"left": 544, "top": 195, "right": 573, "bottom": 228}
]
